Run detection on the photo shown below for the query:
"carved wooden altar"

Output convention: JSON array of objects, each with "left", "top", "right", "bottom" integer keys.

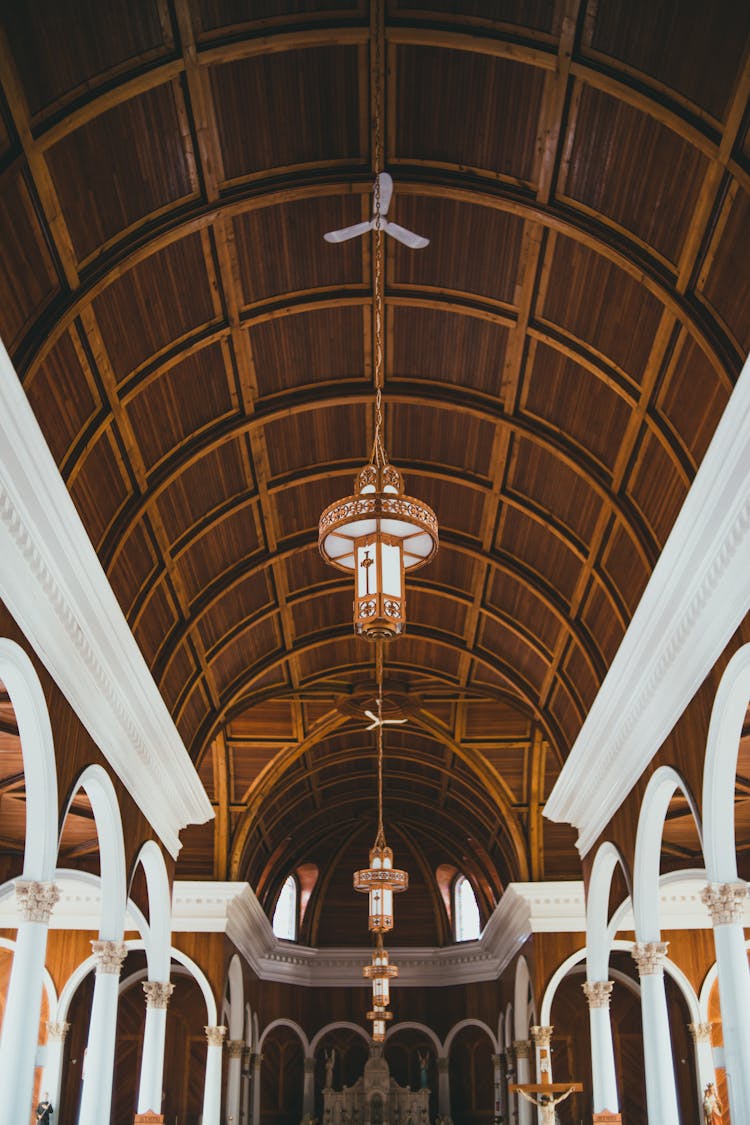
[{"left": 323, "top": 1053, "right": 430, "bottom": 1125}]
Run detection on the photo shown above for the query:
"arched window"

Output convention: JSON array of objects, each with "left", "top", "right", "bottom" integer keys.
[
  {"left": 272, "top": 874, "right": 297, "bottom": 941},
  {"left": 454, "top": 874, "right": 481, "bottom": 941}
]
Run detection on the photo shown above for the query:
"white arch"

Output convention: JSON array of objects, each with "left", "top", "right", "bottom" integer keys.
[
  {"left": 244, "top": 1003, "right": 253, "bottom": 1046},
  {"left": 699, "top": 941, "right": 750, "bottom": 1017},
  {"left": 130, "top": 841, "right": 171, "bottom": 980},
  {"left": 444, "top": 1017, "right": 498, "bottom": 1056},
  {"left": 503, "top": 1003, "right": 513, "bottom": 1053},
  {"left": 542, "top": 940, "right": 698, "bottom": 1024},
  {"left": 59, "top": 765, "right": 126, "bottom": 940},
  {"left": 55, "top": 940, "right": 217, "bottom": 1026},
  {"left": 386, "top": 1021, "right": 443, "bottom": 1055},
  {"left": 513, "top": 956, "right": 532, "bottom": 1040},
  {"left": 703, "top": 643, "right": 750, "bottom": 881},
  {"left": 226, "top": 954, "right": 244, "bottom": 1040},
  {"left": 586, "top": 841, "right": 631, "bottom": 981},
  {"left": 0, "top": 936, "right": 57, "bottom": 1017},
  {"left": 633, "top": 766, "right": 703, "bottom": 941},
  {"left": 0, "top": 639, "right": 58, "bottom": 881},
  {"left": 309, "top": 1020, "right": 367, "bottom": 1055},
  {"left": 260, "top": 1017, "right": 309, "bottom": 1054}
]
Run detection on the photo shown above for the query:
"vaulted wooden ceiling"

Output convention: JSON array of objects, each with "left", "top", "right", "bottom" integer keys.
[{"left": 0, "top": 0, "right": 748, "bottom": 946}]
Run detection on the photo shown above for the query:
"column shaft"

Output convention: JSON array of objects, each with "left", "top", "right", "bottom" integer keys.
[
  {"left": 78, "top": 970, "right": 122, "bottom": 1125},
  {"left": 202, "top": 1027, "right": 227, "bottom": 1125},
  {"left": 251, "top": 1055, "right": 262, "bottom": 1125},
  {"left": 0, "top": 919, "right": 50, "bottom": 1122},
  {"left": 226, "top": 1042, "right": 244, "bottom": 1123},
  {"left": 589, "top": 1005, "right": 619, "bottom": 1113},
  {"left": 713, "top": 922, "right": 750, "bottom": 1123},
  {"left": 40, "top": 1023, "right": 69, "bottom": 1113},
  {"left": 639, "top": 972, "right": 680, "bottom": 1124},
  {"left": 137, "top": 1005, "right": 168, "bottom": 1113}
]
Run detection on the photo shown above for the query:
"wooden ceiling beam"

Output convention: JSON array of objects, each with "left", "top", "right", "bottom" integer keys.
[
  {"left": 211, "top": 731, "right": 230, "bottom": 880},
  {"left": 0, "top": 27, "right": 79, "bottom": 289}
]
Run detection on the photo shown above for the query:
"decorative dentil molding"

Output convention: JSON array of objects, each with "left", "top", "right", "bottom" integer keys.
[
  {"left": 46, "top": 1021, "right": 70, "bottom": 1042},
  {"left": 205, "top": 1025, "right": 227, "bottom": 1047},
  {"left": 15, "top": 880, "right": 59, "bottom": 923},
  {"left": 688, "top": 1022, "right": 713, "bottom": 1044},
  {"left": 631, "top": 941, "right": 669, "bottom": 977},
  {"left": 0, "top": 340, "right": 213, "bottom": 857},
  {"left": 701, "top": 882, "right": 748, "bottom": 925},
  {"left": 143, "top": 981, "right": 174, "bottom": 1009},
  {"left": 582, "top": 980, "right": 613, "bottom": 1009},
  {"left": 545, "top": 352, "right": 750, "bottom": 856},
  {"left": 91, "top": 939, "right": 128, "bottom": 975}
]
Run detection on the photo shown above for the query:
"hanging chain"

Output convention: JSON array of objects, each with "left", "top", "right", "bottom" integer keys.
[
  {"left": 375, "top": 639, "right": 385, "bottom": 844},
  {"left": 370, "top": 0, "right": 387, "bottom": 470}
]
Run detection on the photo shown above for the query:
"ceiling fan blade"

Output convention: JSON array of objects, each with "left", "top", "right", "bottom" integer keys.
[
  {"left": 383, "top": 220, "right": 430, "bottom": 250},
  {"left": 375, "top": 171, "right": 393, "bottom": 216},
  {"left": 323, "top": 219, "right": 374, "bottom": 243}
]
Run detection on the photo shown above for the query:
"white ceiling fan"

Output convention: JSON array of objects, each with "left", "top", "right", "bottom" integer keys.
[{"left": 323, "top": 172, "right": 429, "bottom": 249}]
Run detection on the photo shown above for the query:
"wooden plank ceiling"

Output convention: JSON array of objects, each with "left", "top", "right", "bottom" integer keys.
[{"left": 0, "top": 0, "right": 748, "bottom": 945}]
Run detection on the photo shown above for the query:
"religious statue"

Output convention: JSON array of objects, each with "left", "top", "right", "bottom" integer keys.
[
  {"left": 36, "top": 1096, "right": 53, "bottom": 1124},
  {"left": 418, "top": 1050, "right": 430, "bottom": 1090},
  {"left": 703, "top": 1082, "right": 723, "bottom": 1124},
  {"left": 517, "top": 1086, "right": 574, "bottom": 1125},
  {"left": 324, "top": 1047, "right": 336, "bottom": 1089}
]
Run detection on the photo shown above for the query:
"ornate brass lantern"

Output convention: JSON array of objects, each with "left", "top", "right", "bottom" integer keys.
[
  {"left": 354, "top": 834, "right": 408, "bottom": 932},
  {"left": 367, "top": 1005, "right": 393, "bottom": 1043},
  {"left": 363, "top": 933, "right": 399, "bottom": 1007},
  {"left": 319, "top": 462, "right": 438, "bottom": 640}
]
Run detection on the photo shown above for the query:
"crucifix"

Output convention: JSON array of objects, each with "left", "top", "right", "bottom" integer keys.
[
  {"left": 508, "top": 1082, "right": 583, "bottom": 1125},
  {"left": 360, "top": 548, "right": 374, "bottom": 594}
]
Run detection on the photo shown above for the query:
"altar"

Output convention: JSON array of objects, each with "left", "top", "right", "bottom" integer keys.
[{"left": 323, "top": 1052, "right": 430, "bottom": 1125}]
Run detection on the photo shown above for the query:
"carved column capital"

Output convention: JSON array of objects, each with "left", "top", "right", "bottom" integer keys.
[
  {"left": 15, "top": 880, "right": 60, "bottom": 923},
  {"left": 143, "top": 980, "right": 174, "bottom": 1009},
  {"left": 91, "top": 939, "right": 128, "bottom": 975},
  {"left": 227, "top": 1038, "right": 245, "bottom": 1059},
  {"left": 632, "top": 940, "right": 669, "bottom": 976},
  {"left": 530, "top": 1025, "right": 553, "bottom": 1047},
  {"left": 46, "top": 1020, "right": 70, "bottom": 1043},
  {"left": 512, "top": 1039, "right": 530, "bottom": 1059},
  {"left": 688, "top": 1021, "right": 713, "bottom": 1044},
  {"left": 701, "top": 882, "right": 747, "bottom": 925},
  {"left": 437, "top": 1055, "right": 449, "bottom": 1072},
  {"left": 303, "top": 1055, "right": 316, "bottom": 1074},
  {"left": 582, "top": 980, "right": 614, "bottom": 1009},
  {"left": 205, "top": 1024, "right": 227, "bottom": 1047}
]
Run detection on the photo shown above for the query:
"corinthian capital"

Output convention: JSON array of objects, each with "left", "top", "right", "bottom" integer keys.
[
  {"left": 512, "top": 1039, "right": 530, "bottom": 1059},
  {"left": 15, "top": 880, "right": 60, "bottom": 923},
  {"left": 91, "top": 939, "right": 128, "bottom": 975},
  {"left": 46, "top": 1021, "right": 70, "bottom": 1043},
  {"left": 530, "top": 1025, "right": 552, "bottom": 1047},
  {"left": 582, "top": 980, "right": 613, "bottom": 1009},
  {"left": 701, "top": 882, "right": 747, "bottom": 926},
  {"left": 143, "top": 980, "right": 174, "bottom": 1009},
  {"left": 227, "top": 1039, "right": 245, "bottom": 1059},
  {"left": 205, "top": 1025, "right": 227, "bottom": 1047},
  {"left": 688, "top": 1022, "right": 713, "bottom": 1044},
  {"left": 631, "top": 941, "right": 669, "bottom": 976}
]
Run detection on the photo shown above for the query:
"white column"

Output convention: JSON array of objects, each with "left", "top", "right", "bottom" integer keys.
[
  {"left": 251, "top": 1050, "right": 262, "bottom": 1125},
  {"left": 78, "top": 939, "right": 128, "bottom": 1125},
  {"left": 137, "top": 980, "right": 174, "bottom": 1114},
  {"left": 0, "top": 881, "right": 59, "bottom": 1124},
  {"left": 41, "top": 1019, "right": 70, "bottom": 1113},
  {"left": 226, "top": 1038, "right": 244, "bottom": 1123},
  {"left": 301, "top": 1054, "right": 315, "bottom": 1118},
  {"left": 702, "top": 883, "right": 750, "bottom": 1125},
  {"left": 632, "top": 941, "right": 680, "bottom": 1125},
  {"left": 582, "top": 980, "right": 620, "bottom": 1116},
  {"left": 203, "top": 1024, "right": 227, "bottom": 1125},
  {"left": 436, "top": 1054, "right": 451, "bottom": 1121},
  {"left": 688, "top": 1021, "right": 716, "bottom": 1121},
  {"left": 506, "top": 1045, "right": 516, "bottom": 1124},
  {"left": 530, "top": 1027, "right": 553, "bottom": 1125},
  {"left": 513, "top": 1040, "right": 532, "bottom": 1125},
  {"left": 491, "top": 1052, "right": 503, "bottom": 1119},
  {"left": 240, "top": 1046, "right": 251, "bottom": 1123}
]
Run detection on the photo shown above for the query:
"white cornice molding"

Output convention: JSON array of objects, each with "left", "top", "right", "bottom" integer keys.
[
  {"left": 0, "top": 341, "right": 213, "bottom": 856},
  {"left": 173, "top": 880, "right": 584, "bottom": 987},
  {"left": 545, "top": 351, "right": 750, "bottom": 856}
]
